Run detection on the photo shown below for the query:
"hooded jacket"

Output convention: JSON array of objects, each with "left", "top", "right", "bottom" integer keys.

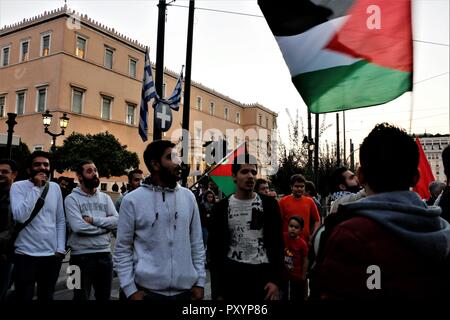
[
  {"left": 113, "top": 181, "right": 206, "bottom": 298},
  {"left": 64, "top": 187, "right": 118, "bottom": 255},
  {"left": 314, "top": 191, "right": 450, "bottom": 300}
]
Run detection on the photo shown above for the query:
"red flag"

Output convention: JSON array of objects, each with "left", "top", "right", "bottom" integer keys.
[{"left": 413, "top": 137, "right": 435, "bottom": 199}]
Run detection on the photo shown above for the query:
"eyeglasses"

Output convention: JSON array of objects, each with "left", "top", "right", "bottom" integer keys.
[{"left": 0, "top": 169, "right": 12, "bottom": 175}]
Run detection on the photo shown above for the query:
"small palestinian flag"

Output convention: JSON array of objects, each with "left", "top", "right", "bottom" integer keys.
[
  {"left": 209, "top": 142, "right": 246, "bottom": 197},
  {"left": 258, "top": 0, "right": 413, "bottom": 114}
]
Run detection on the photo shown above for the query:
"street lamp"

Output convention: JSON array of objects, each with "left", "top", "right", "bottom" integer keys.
[
  {"left": 302, "top": 135, "right": 315, "bottom": 174},
  {"left": 42, "top": 110, "right": 69, "bottom": 152}
]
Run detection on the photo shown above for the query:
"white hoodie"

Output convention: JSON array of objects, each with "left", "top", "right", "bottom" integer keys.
[
  {"left": 65, "top": 187, "right": 118, "bottom": 255},
  {"left": 113, "top": 183, "right": 206, "bottom": 298}
]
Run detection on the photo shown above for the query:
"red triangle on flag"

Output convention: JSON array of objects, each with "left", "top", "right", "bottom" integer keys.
[{"left": 413, "top": 137, "right": 435, "bottom": 199}]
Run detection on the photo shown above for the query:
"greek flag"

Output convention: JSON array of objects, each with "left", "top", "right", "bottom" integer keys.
[
  {"left": 138, "top": 48, "right": 157, "bottom": 142},
  {"left": 159, "top": 65, "right": 184, "bottom": 111}
]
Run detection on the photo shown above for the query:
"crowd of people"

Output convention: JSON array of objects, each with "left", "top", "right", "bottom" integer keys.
[{"left": 1, "top": 122, "right": 450, "bottom": 301}]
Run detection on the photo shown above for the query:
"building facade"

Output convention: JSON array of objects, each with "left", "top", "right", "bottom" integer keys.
[
  {"left": 0, "top": 6, "right": 277, "bottom": 188},
  {"left": 417, "top": 134, "right": 450, "bottom": 183}
]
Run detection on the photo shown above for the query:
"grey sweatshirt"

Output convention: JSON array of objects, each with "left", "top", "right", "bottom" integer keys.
[
  {"left": 65, "top": 187, "right": 118, "bottom": 255},
  {"left": 113, "top": 183, "right": 206, "bottom": 298}
]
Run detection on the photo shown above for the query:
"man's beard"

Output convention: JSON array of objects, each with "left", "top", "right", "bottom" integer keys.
[
  {"left": 30, "top": 169, "right": 50, "bottom": 179},
  {"left": 83, "top": 176, "right": 100, "bottom": 189},
  {"left": 346, "top": 185, "right": 362, "bottom": 194},
  {"left": 159, "top": 165, "right": 180, "bottom": 188},
  {"left": 0, "top": 176, "right": 10, "bottom": 190}
]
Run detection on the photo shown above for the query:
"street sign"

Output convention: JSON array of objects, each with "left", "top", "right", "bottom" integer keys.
[{"left": 154, "top": 102, "right": 173, "bottom": 132}]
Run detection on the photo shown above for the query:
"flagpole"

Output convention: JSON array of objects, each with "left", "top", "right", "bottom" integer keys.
[
  {"left": 189, "top": 141, "right": 246, "bottom": 190},
  {"left": 409, "top": 91, "right": 414, "bottom": 134},
  {"left": 181, "top": 0, "right": 195, "bottom": 187},
  {"left": 153, "top": 0, "right": 166, "bottom": 141}
]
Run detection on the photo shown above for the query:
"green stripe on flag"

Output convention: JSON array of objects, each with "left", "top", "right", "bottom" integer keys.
[
  {"left": 210, "top": 176, "right": 236, "bottom": 197},
  {"left": 293, "top": 60, "right": 412, "bottom": 114}
]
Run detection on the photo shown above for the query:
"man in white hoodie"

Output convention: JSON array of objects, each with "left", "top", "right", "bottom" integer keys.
[
  {"left": 10, "top": 151, "right": 66, "bottom": 301},
  {"left": 114, "top": 140, "right": 206, "bottom": 300},
  {"left": 65, "top": 160, "right": 118, "bottom": 300}
]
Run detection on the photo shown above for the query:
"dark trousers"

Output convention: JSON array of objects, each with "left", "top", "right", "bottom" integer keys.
[
  {"left": 13, "top": 254, "right": 62, "bottom": 301},
  {"left": 221, "top": 259, "right": 271, "bottom": 300},
  {"left": 0, "top": 261, "right": 13, "bottom": 300},
  {"left": 137, "top": 284, "right": 191, "bottom": 301},
  {"left": 282, "top": 279, "right": 307, "bottom": 301},
  {"left": 70, "top": 252, "right": 113, "bottom": 301}
]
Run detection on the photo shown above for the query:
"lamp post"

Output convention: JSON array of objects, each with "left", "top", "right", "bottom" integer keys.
[
  {"left": 42, "top": 110, "right": 69, "bottom": 152},
  {"left": 6, "top": 113, "right": 18, "bottom": 159}
]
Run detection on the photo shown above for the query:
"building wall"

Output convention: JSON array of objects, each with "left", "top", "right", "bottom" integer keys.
[
  {"left": 419, "top": 136, "right": 450, "bottom": 182},
  {"left": 1, "top": 8, "right": 278, "bottom": 189}
]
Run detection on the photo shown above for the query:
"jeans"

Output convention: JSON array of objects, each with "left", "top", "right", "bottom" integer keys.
[
  {"left": 70, "top": 252, "right": 113, "bottom": 301},
  {"left": 13, "top": 254, "right": 63, "bottom": 301}
]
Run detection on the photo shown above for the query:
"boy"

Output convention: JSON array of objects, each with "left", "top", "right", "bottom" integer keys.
[{"left": 283, "top": 216, "right": 308, "bottom": 301}]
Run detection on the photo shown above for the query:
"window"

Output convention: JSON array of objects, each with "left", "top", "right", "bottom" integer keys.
[
  {"left": 209, "top": 102, "right": 215, "bottom": 115},
  {"left": 71, "top": 88, "right": 84, "bottom": 113},
  {"left": 224, "top": 107, "right": 229, "bottom": 120},
  {"left": 195, "top": 128, "right": 202, "bottom": 140},
  {"left": 127, "top": 103, "right": 136, "bottom": 125},
  {"left": 236, "top": 112, "right": 241, "bottom": 124},
  {"left": 20, "top": 40, "right": 30, "bottom": 62},
  {"left": 1, "top": 46, "right": 10, "bottom": 66},
  {"left": 36, "top": 87, "right": 47, "bottom": 113},
  {"left": 163, "top": 82, "right": 167, "bottom": 98},
  {"left": 196, "top": 96, "right": 202, "bottom": 111},
  {"left": 0, "top": 95, "right": 5, "bottom": 117},
  {"left": 104, "top": 47, "right": 114, "bottom": 69},
  {"left": 41, "top": 33, "right": 51, "bottom": 56},
  {"left": 101, "top": 96, "right": 112, "bottom": 120},
  {"left": 76, "top": 36, "right": 86, "bottom": 59},
  {"left": 16, "top": 91, "right": 26, "bottom": 115},
  {"left": 266, "top": 117, "right": 269, "bottom": 128},
  {"left": 259, "top": 114, "right": 262, "bottom": 126},
  {"left": 101, "top": 183, "right": 107, "bottom": 191},
  {"left": 129, "top": 58, "right": 137, "bottom": 78}
]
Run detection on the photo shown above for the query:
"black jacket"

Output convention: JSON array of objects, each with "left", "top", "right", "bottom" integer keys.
[{"left": 208, "top": 193, "right": 284, "bottom": 298}]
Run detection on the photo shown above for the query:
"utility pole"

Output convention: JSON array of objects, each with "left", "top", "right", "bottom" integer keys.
[
  {"left": 336, "top": 113, "right": 340, "bottom": 167},
  {"left": 307, "top": 110, "right": 312, "bottom": 174},
  {"left": 343, "top": 110, "right": 346, "bottom": 165},
  {"left": 181, "top": 0, "right": 195, "bottom": 187},
  {"left": 153, "top": 0, "right": 167, "bottom": 141},
  {"left": 314, "top": 114, "right": 319, "bottom": 186},
  {"left": 350, "top": 139, "right": 355, "bottom": 172}
]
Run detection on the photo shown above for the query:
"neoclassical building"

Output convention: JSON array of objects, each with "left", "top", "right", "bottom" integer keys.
[{"left": 0, "top": 6, "right": 277, "bottom": 188}]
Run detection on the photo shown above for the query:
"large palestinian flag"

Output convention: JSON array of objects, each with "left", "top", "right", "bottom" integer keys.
[
  {"left": 258, "top": 0, "right": 413, "bottom": 114},
  {"left": 209, "top": 142, "right": 246, "bottom": 196}
]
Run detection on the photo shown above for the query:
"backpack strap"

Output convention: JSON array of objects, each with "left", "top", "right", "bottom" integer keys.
[{"left": 15, "top": 182, "right": 50, "bottom": 233}]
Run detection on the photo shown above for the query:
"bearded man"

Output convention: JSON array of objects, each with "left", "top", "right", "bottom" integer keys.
[
  {"left": 65, "top": 160, "right": 118, "bottom": 300},
  {"left": 114, "top": 140, "right": 205, "bottom": 301},
  {"left": 10, "top": 151, "right": 66, "bottom": 301}
]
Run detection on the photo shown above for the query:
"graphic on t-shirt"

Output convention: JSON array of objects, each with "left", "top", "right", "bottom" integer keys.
[{"left": 227, "top": 194, "right": 269, "bottom": 264}]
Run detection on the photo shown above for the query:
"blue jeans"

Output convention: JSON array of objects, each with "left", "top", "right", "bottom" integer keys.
[{"left": 70, "top": 252, "right": 113, "bottom": 300}]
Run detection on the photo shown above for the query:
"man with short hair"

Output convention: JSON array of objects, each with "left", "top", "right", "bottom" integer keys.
[
  {"left": 312, "top": 123, "right": 450, "bottom": 300},
  {"left": 255, "top": 178, "right": 270, "bottom": 196},
  {"left": 115, "top": 169, "right": 144, "bottom": 212},
  {"left": 427, "top": 181, "right": 445, "bottom": 206},
  {"left": 0, "top": 159, "right": 18, "bottom": 300},
  {"left": 208, "top": 153, "right": 284, "bottom": 300},
  {"left": 279, "top": 174, "right": 320, "bottom": 242},
  {"left": 114, "top": 140, "right": 205, "bottom": 300},
  {"left": 65, "top": 160, "right": 118, "bottom": 300},
  {"left": 10, "top": 151, "right": 66, "bottom": 301},
  {"left": 329, "top": 167, "right": 360, "bottom": 202}
]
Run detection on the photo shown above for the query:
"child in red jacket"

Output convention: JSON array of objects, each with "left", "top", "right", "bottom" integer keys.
[{"left": 283, "top": 216, "right": 308, "bottom": 301}]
